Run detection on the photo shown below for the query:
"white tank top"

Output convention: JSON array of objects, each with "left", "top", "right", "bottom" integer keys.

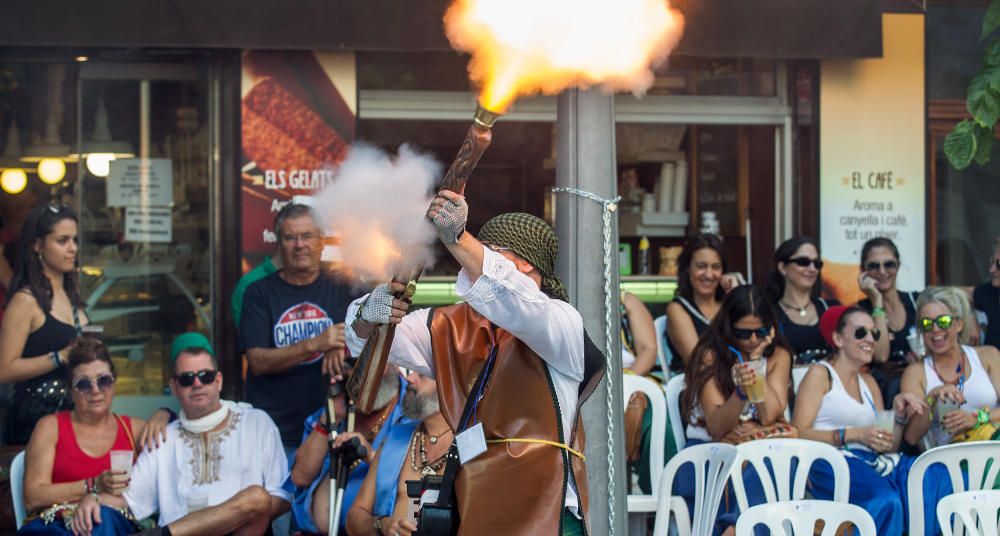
[
  {"left": 811, "top": 361, "right": 877, "bottom": 451},
  {"left": 924, "top": 346, "right": 999, "bottom": 446}
]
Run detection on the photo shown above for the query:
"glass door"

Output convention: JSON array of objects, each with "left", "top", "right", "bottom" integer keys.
[{"left": 76, "top": 62, "right": 215, "bottom": 415}]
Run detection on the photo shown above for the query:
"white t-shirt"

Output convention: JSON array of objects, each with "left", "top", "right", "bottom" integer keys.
[{"left": 125, "top": 404, "right": 291, "bottom": 525}]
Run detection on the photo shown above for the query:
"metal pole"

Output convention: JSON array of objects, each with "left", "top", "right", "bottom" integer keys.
[{"left": 554, "top": 88, "right": 627, "bottom": 536}]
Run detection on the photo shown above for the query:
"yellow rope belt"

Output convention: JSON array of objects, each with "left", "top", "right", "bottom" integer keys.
[{"left": 486, "top": 438, "right": 586, "bottom": 461}]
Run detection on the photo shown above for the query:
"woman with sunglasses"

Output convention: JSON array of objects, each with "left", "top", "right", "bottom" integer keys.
[
  {"left": 792, "top": 306, "right": 943, "bottom": 535},
  {"left": 20, "top": 337, "right": 163, "bottom": 535},
  {"left": 764, "top": 237, "right": 839, "bottom": 365},
  {"left": 678, "top": 285, "right": 792, "bottom": 534},
  {"left": 857, "top": 238, "right": 920, "bottom": 407},
  {"left": 901, "top": 287, "right": 1000, "bottom": 448},
  {"left": 666, "top": 234, "right": 734, "bottom": 372}
]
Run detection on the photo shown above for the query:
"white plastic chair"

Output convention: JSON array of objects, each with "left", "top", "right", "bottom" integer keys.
[
  {"left": 937, "top": 489, "right": 1000, "bottom": 536},
  {"left": 664, "top": 373, "right": 687, "bottom": 451},
  {"left": 908, "top": 443, "right": 1000, "bottom": 536},
  {"left": 653, "top": 314, "right": 673, "bottom": 375},
  {"left": 653, "top": 442, "right": 739, "bottom": 536},
  {"left": 10, "top": 451, "right": 25, "bottom": 529},
  {"left": 624, "top": 374, "right": 668, "bottom": 531},
  {"left": 735, "top": 499, "right": 877, "bottom": 536},
  {"left": 731, "top": 438, "right": 850, "bottom": 512}
]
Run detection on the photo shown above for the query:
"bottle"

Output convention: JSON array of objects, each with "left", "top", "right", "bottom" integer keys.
[{"left": 638, "top": 236, "right": 651, "bottom": 275}]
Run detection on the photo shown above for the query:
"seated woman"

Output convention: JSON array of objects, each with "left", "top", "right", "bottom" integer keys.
[
  {"left": 764, "top": 237, "right": 839, "bottom": 365},
  {"left": 666, "top": 234, "right": 730, "bottom": 373},
  {"left": 792, "top": 305, "right": 948, "bottom": 535},
  {"left": 857, "top": 237, "right": 921, "bottom": 406},
  {"left": 901, "top": 286, "right": 1000, "bottom": 449},
  {"left": 621, "top": 290, "right": 657, "bottom": 376},
  {"left": 679, "top": 285, "right": 792, "bottom": 535},
  {"left": 19, "top": 337, "right": 166, "bottom": 535}
]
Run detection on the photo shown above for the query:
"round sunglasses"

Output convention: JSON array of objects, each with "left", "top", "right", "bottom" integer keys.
[
  {"left": 733, "top": 326, "right": 771, "bottom": 340},
  {"left": 73, "top": 374, "right": 115, "bottom": 393},
  {"left": 918, "top": 315, "right": 957, "bottom": 333},
  {"left": 865, "top": 260, "right": 899, "bottom": 272},
  {"left": 786, "top": 257, "right": 823, "bottom": 269},
  {"left": 174, "top": 369, "right": 219, "bottom": 388},
  {"left": 850, "top": 326, "right": 881, "bottom": 341}
]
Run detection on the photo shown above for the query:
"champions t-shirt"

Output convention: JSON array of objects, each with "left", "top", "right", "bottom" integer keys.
[{"left": 239, "top": 271, "right": 359, "bottom": 446}]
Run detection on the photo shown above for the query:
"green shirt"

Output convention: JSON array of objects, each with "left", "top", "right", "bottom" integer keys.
[{"left": 231, "top": 257, "right": 277, "bottom": 328}]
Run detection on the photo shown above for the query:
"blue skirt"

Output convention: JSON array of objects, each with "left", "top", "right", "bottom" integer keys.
[{"left": 17, "top": 505, "right": 138, "bottom": 535}]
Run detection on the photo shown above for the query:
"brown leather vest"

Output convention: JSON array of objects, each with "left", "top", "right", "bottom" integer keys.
[{"left": 429, "top": 304, "right": 590, "bottom": 535}]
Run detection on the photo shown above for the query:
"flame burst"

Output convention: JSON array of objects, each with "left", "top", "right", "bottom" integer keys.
[{"left": 444, "top": 0, "right": 685, "bottom": 112}]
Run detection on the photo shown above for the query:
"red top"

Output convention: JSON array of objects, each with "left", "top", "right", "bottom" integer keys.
[{"left": 51, "top": 411, "right": 134, "bottom": 483}]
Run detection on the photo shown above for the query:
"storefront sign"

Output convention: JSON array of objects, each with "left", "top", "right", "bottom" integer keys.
[
  {"left": 240, "top": 50, "right": 356, "bottom": 269},
  {"left": 107, "top": 158, "right": 173, "bottom": 207},
  {"left": 819, "top": 13, "right": 925, "bottom": 303},
  {"left": 124, "top": 206, "right": 172, "bottom": 243}
]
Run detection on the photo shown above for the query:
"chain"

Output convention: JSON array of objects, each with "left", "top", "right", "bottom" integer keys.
[{"left": 551, "top": 186, "right": 620, "bottom": 536}]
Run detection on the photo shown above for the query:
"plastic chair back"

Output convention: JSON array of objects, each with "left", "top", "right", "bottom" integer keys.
[
  {"left": 10, "top": 451, "right": 25, "bottom": 529},
  {"left": 624, "top": 373, "right": 667, "bottom": 511},
  {"left": 937, "top": 488, "right": 1000, "bottom": 536},
  {"left": 653, "top": 442, "right": 739, "bottom": 536},
  {"left": 664, "top": 373, "right": 687, "bottom": 451},
  {"left": 735, "top": 499, "right": 877, "bottom": 536},
  {"left": 908, "top": 443, "right": 1000, "bottom": 536},
  {"left": 653, "top": 314, "right": 673, "bottom": 375},
  {"left": 732, "top": 438, "right": 850, "bottom": 512}
]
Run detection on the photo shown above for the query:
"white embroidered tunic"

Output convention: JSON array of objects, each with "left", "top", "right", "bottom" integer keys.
[{"left": 124, "top": 404, "right": 291, "bottom": 525}]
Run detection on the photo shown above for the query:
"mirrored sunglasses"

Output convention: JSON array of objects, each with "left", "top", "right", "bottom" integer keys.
[
  {"left": 733, "top": 326, "right": 771, "bottom": 340},
  {"left": 918, "top": 315, "right": 956, "bottom": 333},
  {"left": 73, "top": 374, "right": 115, "bottom": 393},
  {"left": 174, "top": 369, "right": 219, "bottom": 388}
]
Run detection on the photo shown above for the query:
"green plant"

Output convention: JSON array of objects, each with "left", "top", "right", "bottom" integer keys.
[{"left": 944, "top": 0, "right": 1000, "bottom": 169}]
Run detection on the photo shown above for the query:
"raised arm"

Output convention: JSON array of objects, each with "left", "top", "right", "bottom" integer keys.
[{"left": 622, "top": 292, "right": 657, "bottom": 376}]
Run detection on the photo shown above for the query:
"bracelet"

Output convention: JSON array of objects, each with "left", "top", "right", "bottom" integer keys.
[
  {"left": 978, "top": 408, "right": 990, "bottom": 427},
  {"left": 838, "top": 428, "right": 846, "bottom": 447},
  {"left": 160, "top": 407, "right": 178, "bottom": 422},
  {"left": 894, "top": 414, "right": 909, "bottom": 426},
  {"left": 85, "top": 477, "right": 97, "bottom": 494},
  {"left": 313, "top": 420, "right": 330, "bottom": 435},
  {"left": 50, "top": 351, "right": 62, "bottom": 369},
  {"left": 871, "top": 307, "right": 886, "bottom": 318}
]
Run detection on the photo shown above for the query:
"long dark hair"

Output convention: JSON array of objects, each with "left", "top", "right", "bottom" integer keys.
[
  {"left": 680, "top": 285, "right": 789, "bottom": 424},
  {"left": 7, "top": 204, "right": 84, "bottom": 312},
  {"left": 676, "top": 234, "right": 728, "bottom": 302},
  {"left": 764, "top": 236, "right": 821, "bottom": 302},
  {"left": 859, "top": 237, "right": 900, "bottom": 267}
]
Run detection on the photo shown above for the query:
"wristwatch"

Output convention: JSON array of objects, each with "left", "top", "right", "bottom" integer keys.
[{"left": 373, "top": 516, "right": 387, "bottom": 535}]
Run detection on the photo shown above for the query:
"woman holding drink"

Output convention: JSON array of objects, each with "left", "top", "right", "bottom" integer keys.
[
  {"left": 678, "top": 285, "right": 792, "bottom": 534},
  {"left": 19, "top": 337, "right": 166, "bottom": 535},
  {"left": 792, "top": 305, "right": 947, "bottom": 535},
  {"left": 901, "top": 286, "right": 1000, "bottom": 448}
]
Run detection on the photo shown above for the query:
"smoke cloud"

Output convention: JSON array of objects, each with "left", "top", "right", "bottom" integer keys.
[{"left": 314, "top": 143, "right": 442, "bottom": 284}]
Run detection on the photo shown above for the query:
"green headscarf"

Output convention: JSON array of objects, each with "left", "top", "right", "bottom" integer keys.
[
  {"left": 170, "top": 332, "right": 214, "bottom": 363},
  {"left": 477, "top": 212, "right": 568, "bottom": 302}
]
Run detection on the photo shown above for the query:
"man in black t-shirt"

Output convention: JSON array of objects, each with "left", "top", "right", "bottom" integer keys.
[
  {"left": 239, "top": 204, "right": 359, "bottom": 451},
  {"left": 973, "top": 238, "right": 1000, "bottom": 350}
]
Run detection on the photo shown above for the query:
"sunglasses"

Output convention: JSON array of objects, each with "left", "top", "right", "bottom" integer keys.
[
  {"left": 733, "top": 326, "right": 771, "bottom": 340},
  {"left": 852, "top": 326, "right": 881, "bottom": 341},
  {"left": 918, "top": 315, "right": 957, "bottom": 333},
  {"left": 174, "top": 369, "right": 219, "bottom": 388},
  {"left": 73, "top": 374, "right": 115, "bottom": 393},
  {"left": 786, "top": 257, "right": 824, "bottom": 269},
  {"left": 865, "top": 260, "right": 899, "bottom": 272}
]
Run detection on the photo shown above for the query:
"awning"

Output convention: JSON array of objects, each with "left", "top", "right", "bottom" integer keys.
[{"left": 0, "top": 0, "right": 883, "bottom": 59}]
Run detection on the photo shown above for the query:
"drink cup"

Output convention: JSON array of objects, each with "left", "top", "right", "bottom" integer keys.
[
  {"left": 744, "top": 359, "right": 767, "bottom": 403},
  {"left": 187, "top": 490, "right": 209, "bottom": 513},
  {"left": 906, "top": 327, "right": 925, "bottom": 357},
  {"left": 936, "top": 399, "right": 962, "bottom": 425},
  {"left": 874, "top": 410, "right": 896, "bottom": 434},
  {"left": 109, "top": 450, "right": 133, "bottom": 475}
]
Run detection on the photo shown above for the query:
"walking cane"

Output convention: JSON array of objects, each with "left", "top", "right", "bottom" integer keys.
[{"left": 330, "top": 402, "right": 366, "bottom": 536}]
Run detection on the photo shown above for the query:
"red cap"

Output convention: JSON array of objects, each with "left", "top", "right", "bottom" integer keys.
[{"left": 819, "top": 305, "right": 850, "bottom": 348}]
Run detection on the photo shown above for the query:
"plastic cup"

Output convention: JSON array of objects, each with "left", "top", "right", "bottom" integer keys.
[
  {"left": 187, "top": 490, "right": 209, "bottom": 513},
  {"left": 874, "top": 410, "right": 895, "bottom": 434},
  {"left": 109, "top": 450, "right": 132, "bottom": 475},
  {"left": 906, "top": 327, "right": 925, "bottom": 357},
  {"left": 936, "top": 399, "right": 962, "bottom": 425},
  {"left": 744, "top": 359, "right": 767, "bottom": 403}
]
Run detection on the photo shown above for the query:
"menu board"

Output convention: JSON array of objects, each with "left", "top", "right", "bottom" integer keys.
[{"left": 696, "top": 126, "right": 740, "bottom": 235}]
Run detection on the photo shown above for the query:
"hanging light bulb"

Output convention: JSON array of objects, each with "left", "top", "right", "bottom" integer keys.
[
  {"left": 85, "top": 153, "right": 116, "bottom": 178},
  {"left": 37, "top": 158, "right": 66, "bottom": 184},
  {"left": 0, "top": 169, "right": 27, "bottom": 194}
]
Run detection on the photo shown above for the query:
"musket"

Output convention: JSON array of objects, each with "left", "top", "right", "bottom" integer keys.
[{"left": 347, "top": 103, "right": 502, "bottom": 413}]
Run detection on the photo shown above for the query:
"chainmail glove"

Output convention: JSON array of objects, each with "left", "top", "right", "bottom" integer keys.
[
  {"left": 360, "top": 284, "right": 395, "bottom": 324},
  {"left": 431, "top": 195, "right": 468, "bottom": 244}
]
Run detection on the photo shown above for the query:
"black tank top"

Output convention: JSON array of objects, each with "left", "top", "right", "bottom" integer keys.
[
  {"left": 667, "top": 296, "right": 710, "bottom": 372},
  {"left": 775, "top": 297, "right": 838, "bottom": 364},
  {"left": 23, "top": 310, "right": 78, "bottom": 358}
]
